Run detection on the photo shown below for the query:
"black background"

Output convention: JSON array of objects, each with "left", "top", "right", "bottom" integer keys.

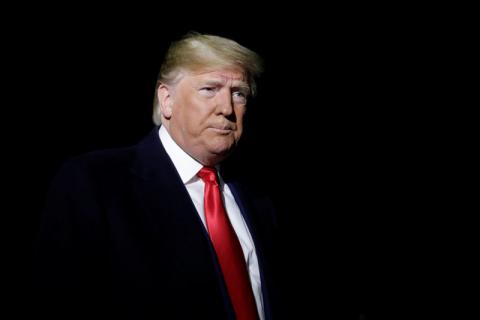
[{"left": 4, "top": 7, "right": 462, "bottom": 319}]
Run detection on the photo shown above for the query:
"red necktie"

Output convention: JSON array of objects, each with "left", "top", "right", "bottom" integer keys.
[{"left": 197, "top": 167, "right": 259, "bottom": 320}]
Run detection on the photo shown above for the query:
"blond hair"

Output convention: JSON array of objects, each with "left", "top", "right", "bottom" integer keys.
[{"left": 152, "top": 32, "right": 263, "bottom": 125}]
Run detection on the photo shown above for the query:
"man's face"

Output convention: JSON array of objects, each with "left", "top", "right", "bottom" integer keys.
[{"left": 160, "top": 68, "right": 250, "bottom": 165}]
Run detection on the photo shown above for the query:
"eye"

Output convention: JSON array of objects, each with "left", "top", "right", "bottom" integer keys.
[
  {"left": 232, "top": 90, "right": 248, "bottom": 104},
  {"left": 199, "top": 87, "right": 216, "bottom": 97},
  {"left": 233, "top": 91, "right": 246, "bottom": 97}
]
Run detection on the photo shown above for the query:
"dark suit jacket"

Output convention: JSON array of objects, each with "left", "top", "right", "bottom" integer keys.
[{"left": 33, "top": 127, "right": 280, "bottom": 320}]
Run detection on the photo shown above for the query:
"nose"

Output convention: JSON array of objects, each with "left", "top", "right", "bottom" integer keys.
[{"left": 215, "top": 89, "right": 234, "bottom": 116}]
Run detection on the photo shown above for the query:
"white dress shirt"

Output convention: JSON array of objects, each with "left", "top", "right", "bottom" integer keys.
[{"left": 159, "top": 126, "right": 264, "bottom": 319}]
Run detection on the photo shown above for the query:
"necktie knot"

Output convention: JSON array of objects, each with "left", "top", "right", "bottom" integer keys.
[{"left": 197, "top": 166, "right": 218, "bottom": 185}]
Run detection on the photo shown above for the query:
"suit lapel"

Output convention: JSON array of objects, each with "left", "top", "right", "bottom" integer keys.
[
  {"left": 131, "top": 127, "right": 207, "bottom": 242},
  {"left": 130, "top": 128, "right": 234, "bottom": 318}
]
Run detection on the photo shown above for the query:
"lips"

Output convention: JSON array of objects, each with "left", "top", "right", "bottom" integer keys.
[
  {"left": 211, "top": 123, "right": 235, "bottom": 131},
  {"left": 210, "top": 128, "right": 233, "bottom": 134}
]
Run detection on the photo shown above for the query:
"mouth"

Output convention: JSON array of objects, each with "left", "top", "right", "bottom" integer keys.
[
  {"left": 210, "top": 127, "right": 234, "bottom": 134},
  {"left": 209, "top": 122, "right": 236, "bottom": 133}
]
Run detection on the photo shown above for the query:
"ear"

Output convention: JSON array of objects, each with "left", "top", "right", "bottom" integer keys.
[{"left": 157, "top": 84, "right": 173, "bottom": 119}]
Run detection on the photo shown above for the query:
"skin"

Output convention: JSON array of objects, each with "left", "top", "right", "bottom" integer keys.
[{"left": 157, "top": 68, "right": 250, "bottom": 166}]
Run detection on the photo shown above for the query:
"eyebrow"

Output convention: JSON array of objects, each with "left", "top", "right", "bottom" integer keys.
[{"left": 202, "top": 80, "right": 250, "bottom": 91}]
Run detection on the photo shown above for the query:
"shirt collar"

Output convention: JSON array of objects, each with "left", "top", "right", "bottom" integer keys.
[{"left": 159, "top": 126, "right": 203, "bottom": 184}]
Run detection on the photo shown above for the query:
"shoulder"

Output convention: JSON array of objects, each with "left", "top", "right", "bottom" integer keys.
[
  {"left": 50, "top": 146, "right": 137, "bottom": 193},
  {"left": 61, "top": 146, "right": 135, "bottom": 174},
  {"left": 55, "top": 127, "right": 162, "bottom": 182}
]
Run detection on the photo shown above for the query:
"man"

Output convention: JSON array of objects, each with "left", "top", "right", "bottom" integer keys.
[{"left": 33, "top": 33, "right": 279, "bottom": 319}]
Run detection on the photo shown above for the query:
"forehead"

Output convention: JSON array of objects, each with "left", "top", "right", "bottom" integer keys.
[{"left": 187, "top": 68, "right": 248, "bottom": 84}]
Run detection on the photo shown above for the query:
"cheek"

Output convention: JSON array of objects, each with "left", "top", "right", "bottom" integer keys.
[
  {"left": 178, "top": 102, "right": 207, "bottom": 132},
  {"left": 236, "top": 110, "right": 246, "bottom": 127},
  {"left": 235, "top": 114, "right": 245, "bottom": 139},
  {"left": 235, "top": 106, "right": 246, "bottom": 119}
]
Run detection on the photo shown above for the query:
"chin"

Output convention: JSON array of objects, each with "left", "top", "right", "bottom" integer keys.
[
  {"left": 208, "top": 143, "right": 235, "bottom": 158},
  {"left": 210, "top": 146, "right": 233, "bottom": 157},
  {"left": 210, "top": 136, "right": 236, "bottom": 150}
]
